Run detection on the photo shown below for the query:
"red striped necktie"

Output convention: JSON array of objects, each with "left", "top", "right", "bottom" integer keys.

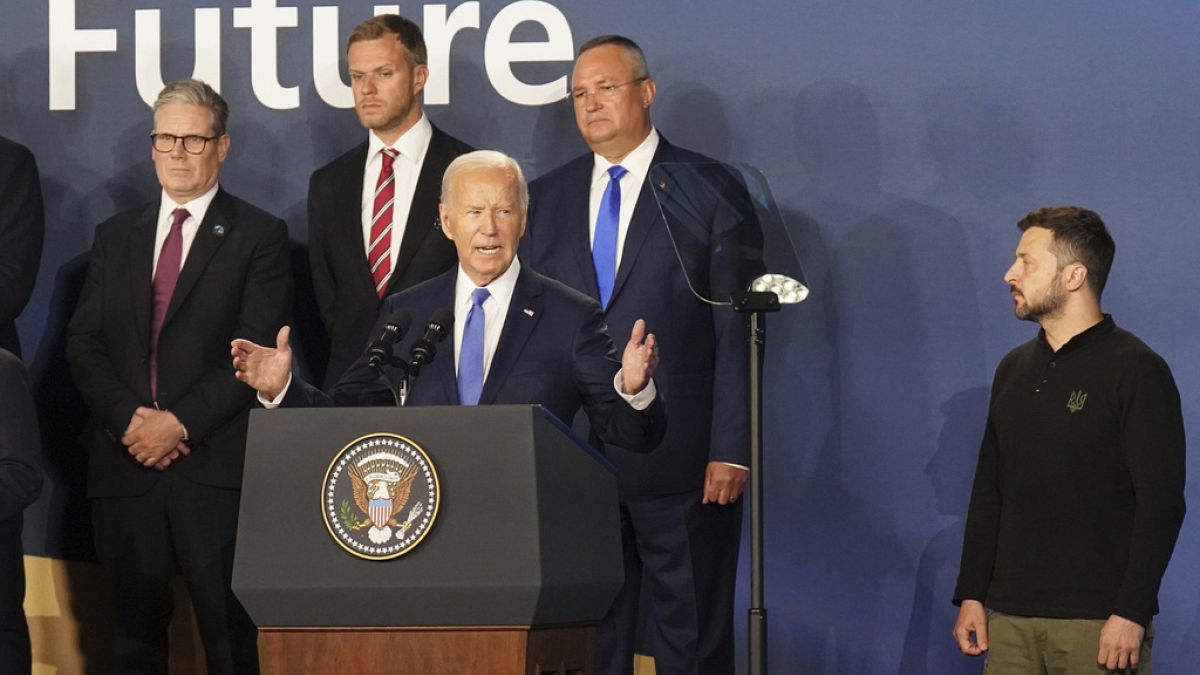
[{"left": 368, "top": 148, "right": 399, "bottom": 298}]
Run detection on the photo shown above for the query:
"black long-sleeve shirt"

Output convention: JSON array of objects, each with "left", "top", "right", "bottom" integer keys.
[{"left": 954, "top": 315, "right": 1186, "bottom": 627}]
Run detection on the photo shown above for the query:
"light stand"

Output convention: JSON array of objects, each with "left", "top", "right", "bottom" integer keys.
[{"left": 732, "top": 274, "right": 807, "bottom": 675}]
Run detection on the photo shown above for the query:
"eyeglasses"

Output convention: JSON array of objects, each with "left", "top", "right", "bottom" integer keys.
[
  {"left": 569, "top": 77, "right": 647, "bottom": 106},
  {"left": 150, "top": 133, "right": 220, "bottom": 155}
]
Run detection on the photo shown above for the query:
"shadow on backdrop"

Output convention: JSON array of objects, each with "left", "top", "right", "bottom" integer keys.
[
  {"left": 739, "top": 79, "right": 988, "bottom": 673},
  {"left": 899, "top": 387, "right": 988, "bottom": 675}
]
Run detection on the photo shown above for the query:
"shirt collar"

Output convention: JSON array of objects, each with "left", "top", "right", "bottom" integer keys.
[
  {"left": 455, "top": 257, "right": 521, "bottom": 311},
  {"left": 158, "top": 182, "right": 220, "bottom": 225},
  {"left": 367, "top": 113, "right": 433, "bottom": 164},
  {"left": 1037, "top": 314, "right": 1116, "bottom": 354},
  {"left": 590, "top": 127, "right": 660, "bottom": 188}
]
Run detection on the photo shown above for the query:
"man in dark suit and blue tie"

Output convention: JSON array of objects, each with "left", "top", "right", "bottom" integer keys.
[
  {"left": 232, "top": 150, "right": 664, "bottom": 455},
  {"left": 308, "top": 14, "right": 473, "bottom": 387},
  {"left": 522, "top": 35, "right": 754, "bottom": 675},
  {"left": 67, "top": 79, "right": 293, "bottom": 674}
]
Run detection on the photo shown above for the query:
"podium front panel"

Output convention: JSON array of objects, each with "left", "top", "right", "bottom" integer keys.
[{"left": 233, "top": 405, "right": 622, "bottom": 627}]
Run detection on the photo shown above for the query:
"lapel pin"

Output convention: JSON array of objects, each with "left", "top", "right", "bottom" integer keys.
[
  {"left": 523, "top": 308, "right": 535, "bottom": 317},
  {"left": 212, "top": 223, "right": 226, "bottom": 237},
  {"left": 658, "top": 181, "right": 668, "bottom": 190}
]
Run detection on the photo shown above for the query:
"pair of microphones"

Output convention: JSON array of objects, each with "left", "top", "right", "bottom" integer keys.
[{"left": 366, "top": 308, "right": 454, "bottom": 378}]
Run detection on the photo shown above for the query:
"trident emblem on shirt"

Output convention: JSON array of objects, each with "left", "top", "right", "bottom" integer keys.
[{"left": 1067, "top": 390, "right": 1088, "bottom": 413}]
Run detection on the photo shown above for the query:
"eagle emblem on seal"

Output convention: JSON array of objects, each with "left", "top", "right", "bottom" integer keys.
[
  {"left": 347, "top": 461, "right": 425, "bottom": 544},
  {"left": 322, "top": 433, "right": 440, "bottom": 560}
]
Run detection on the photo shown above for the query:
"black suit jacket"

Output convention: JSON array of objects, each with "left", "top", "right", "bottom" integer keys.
[
  {"left": 0, "top": 348, "right": 42, "bottom": 645},
  {"left": 286, "top": 264, "right": 665, "bottom": 453},
  {"left": 67, "top": 189, "right": 293, "bottom": 497},
  {"left": 524, "top": 137, "right": 758, "bottom": 496},
  {"left": 0, "top": 137, "right": 45, "bottom": 358},
  {"left": 308, "top": 124, "right": 473, "bottom": 386}
]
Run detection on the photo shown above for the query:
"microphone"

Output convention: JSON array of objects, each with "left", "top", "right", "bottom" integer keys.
[
  {"left": 367, "top": 309, "right": 413, "bottom": 370},
  {"left": 408, "top": 308, "right": 454, "bottom": 374}
]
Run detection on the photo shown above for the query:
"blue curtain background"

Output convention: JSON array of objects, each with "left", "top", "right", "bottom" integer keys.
[{"left": 4, "top": 2, "right": 1198, "bottom": 672}]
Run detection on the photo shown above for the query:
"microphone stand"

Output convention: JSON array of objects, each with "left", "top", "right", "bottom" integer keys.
[
  {"left": 368, "top": 348, "right": 409, "bottom": 407},
  {"left": 367, "top": 310, "right": 450, "bottom": 407},
  {"left": 397, "top": 373, "right": 410, "bottom": 406},
  {"left": 732, "top": 289, "right": 780, "bottom": 675}
]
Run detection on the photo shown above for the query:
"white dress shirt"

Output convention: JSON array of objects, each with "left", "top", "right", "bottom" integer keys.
[
  {"left": 588, "top": 128, "right": 660, "bottom": 268},
  {"left": 360, "top": 114, "right": 433, "bottom": 268},
  {"left": 152, "top": 182, "right": 219, "bottom": 277}
]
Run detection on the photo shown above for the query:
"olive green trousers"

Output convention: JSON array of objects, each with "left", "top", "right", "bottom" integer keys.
[{"left": 983, "top": 612, "right": 1153, "bottom": 675}]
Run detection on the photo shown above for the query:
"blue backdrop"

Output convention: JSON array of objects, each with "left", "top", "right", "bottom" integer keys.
[{"left": 4, "top": 1, "right": 1198, "bottom": 672}]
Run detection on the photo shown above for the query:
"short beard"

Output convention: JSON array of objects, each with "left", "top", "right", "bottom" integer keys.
[{"left": 1013, "top": 278, "right": 1067, "bottom": 322}]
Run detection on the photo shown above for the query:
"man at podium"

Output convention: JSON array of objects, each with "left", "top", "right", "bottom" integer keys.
[{"left": 232, "top": 150, "right": 665, "bottom": 454}]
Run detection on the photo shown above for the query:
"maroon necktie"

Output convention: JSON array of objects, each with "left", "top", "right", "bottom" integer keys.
[
  {"left": 149, "top": 207, "right": 188, "bottom": 399},
  {"left": 368, "top": 148, "right": 398, "bottom": 298}
]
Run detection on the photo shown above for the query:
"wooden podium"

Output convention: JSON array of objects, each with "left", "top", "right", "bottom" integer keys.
[
  {"left": 257, "top": 626, "right": 594, "bottom": 675},
  {"left": 233, "top": 406, "right": 623, "bottom": 675}
]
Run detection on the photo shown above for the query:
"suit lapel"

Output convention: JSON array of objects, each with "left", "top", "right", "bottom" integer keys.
[
  {"left": 610, "top": 140, "right": 675, "bottom": 307},
  {"left": 564, "top": 159, "right": 602, "bottom": 300},
  {"left": 389, "top": 126, "right": 451, "bottom": 294},
  {"left": 128, "top": 203, "right": 160, "bottom": 353},
  {"left": 339, "top": 142, "right": 380, "bottom": 298},
  {"left": 161, "top": 189, "right": 232, "bottom": 329},
  {"left": 426, "top": 272, "right": 460, "bottom": 405},
  {"left": 479, "top": 267, "right": 543, "bottom": 405},
  {"left": 412, "top": 269, "right": 463, "bottom": 401}
]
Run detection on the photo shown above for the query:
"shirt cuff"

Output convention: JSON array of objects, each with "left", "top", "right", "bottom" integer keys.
[
  {"left": 613, "top": 370, "right": 656, "bottom": 411},
  {"left": 717, "top": 461, "right": 749, "bottom": 471},
  {"left": 257, "top": 373, "right": 292, "bottom": 409}
]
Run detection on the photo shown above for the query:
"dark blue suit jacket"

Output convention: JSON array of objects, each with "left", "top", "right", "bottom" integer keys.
[
  {"left": 68, "top": 189, "right": 293, "bottom": 497},
  {"left": 523, "top": 137, "right": 757, "bottom": 496},
  {"left": 285, "top": 263, "right": 665, "bottom": 453}
]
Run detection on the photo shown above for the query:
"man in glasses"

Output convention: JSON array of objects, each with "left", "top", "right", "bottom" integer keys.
[
  {"left": 308, "top": 14, "right": 473, "bottom": 388},
  {"left": 522, "top": 35, "right": 752, "bottom": 675},
  {"left": 68, "top": 78, "right": 292, "bottom": 674}
]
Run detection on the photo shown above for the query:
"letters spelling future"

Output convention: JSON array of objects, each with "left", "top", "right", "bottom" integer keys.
[{"left": 49, "top": 0, "right": 576, "bottom": 111}]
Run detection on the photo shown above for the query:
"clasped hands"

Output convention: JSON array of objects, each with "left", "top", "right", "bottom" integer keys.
[{"left": 123, "top": 406, "right": 189, "bottom": 471}]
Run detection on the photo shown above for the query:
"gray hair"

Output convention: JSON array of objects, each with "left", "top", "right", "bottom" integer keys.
[
  {"left": 152, "top": 79, "right": 229, "bottom": 136},
  {"left": 441, "top": 150, "right": 529, "bottom": 212},
  {"left": 578, "top": 34, "right": 651, "bottom": 79}
]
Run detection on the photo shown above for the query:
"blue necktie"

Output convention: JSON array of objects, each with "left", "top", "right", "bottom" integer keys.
[
  {"left": 593, "top": 165, "right": 628, "bottom": 308},
  {"left": 457, "top": 287, "right": 490, "bottom": 405}
]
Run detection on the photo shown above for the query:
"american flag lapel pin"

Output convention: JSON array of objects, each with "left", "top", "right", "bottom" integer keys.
[{"left": 523, "top": 308, "right": 535, "bottom": 317}]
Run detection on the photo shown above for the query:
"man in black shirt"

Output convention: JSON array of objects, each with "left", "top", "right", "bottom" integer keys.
[{"left": 952, "top": 206, "right": 1185, "bottom": 673}]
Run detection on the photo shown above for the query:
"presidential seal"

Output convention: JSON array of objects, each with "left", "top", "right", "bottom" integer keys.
[{"left": 321, "top": 433, "right": 440, "bottom": 560}]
